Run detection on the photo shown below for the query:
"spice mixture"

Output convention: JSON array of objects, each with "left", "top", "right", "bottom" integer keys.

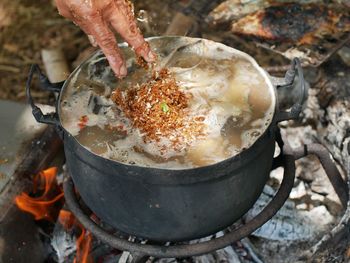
[{"left": 111, "top": 68, "right": 206, "bottom": 152}]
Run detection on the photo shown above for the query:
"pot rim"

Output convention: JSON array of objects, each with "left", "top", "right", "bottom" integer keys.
[{"left": 58, "top": 36, "right": 278, "bottom": 173}]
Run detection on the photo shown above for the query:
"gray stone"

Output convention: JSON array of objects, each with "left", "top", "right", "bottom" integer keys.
[{"left": 0, "top": 100, "right": 51, "bottom": 193}]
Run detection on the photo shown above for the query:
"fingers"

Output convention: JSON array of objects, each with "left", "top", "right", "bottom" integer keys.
[
  {"left": 78, "top": 13, "right": 127, "bottom": 78},
  {"left": 55, "top": 0, "right": 73, "bottom": 19},
  {"left": 107, "top": 0, "right": 156, "bottom": 63},
  {"left": 87, "top": 35, "right": 98, "bottom": 47},
  {"left": 55, "top": 0, "right": 155, "bottom": 78}
]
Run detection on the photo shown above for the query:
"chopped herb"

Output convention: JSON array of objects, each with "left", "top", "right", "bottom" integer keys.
[{"left": 160, "top": 102, "right": 169, "bottom": 113}]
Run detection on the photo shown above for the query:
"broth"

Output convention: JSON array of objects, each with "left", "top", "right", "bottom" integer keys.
[{"left": 60, "top": 38, "right": 275, "bottom": 169}]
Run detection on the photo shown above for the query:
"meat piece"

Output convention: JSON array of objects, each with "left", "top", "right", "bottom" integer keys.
[{"left": 187, "top": 137, "right": 228, "bottom": 167}]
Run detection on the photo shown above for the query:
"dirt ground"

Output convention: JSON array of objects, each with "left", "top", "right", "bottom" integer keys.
[
  {"left": 0, "top": 0, "right": 85, "bottom": 102},
  {"left": 0, "top": 0, "right": 289, "bottom": 104},
  {"left": 0, "top": 0, "right": 178, "bottom": 103}
]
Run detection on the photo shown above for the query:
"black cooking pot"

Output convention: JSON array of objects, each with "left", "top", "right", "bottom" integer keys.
[{"left": 26, "top": 37, "right": 305, "bottom": 242}]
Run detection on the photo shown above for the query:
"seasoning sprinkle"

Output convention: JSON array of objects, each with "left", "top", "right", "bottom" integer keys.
[{"left": 111, "top": 68, "right": 206, "bottom": 150}]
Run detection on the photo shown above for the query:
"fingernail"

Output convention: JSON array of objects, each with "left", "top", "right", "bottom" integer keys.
[
  {"left": 88, "top": 35, "right": 98, "bottom": 47},
  {"left": 119, "top": 65, "right": 127, "bottom": 77},
  {"left": 147, "top": 50, "right": 157, "bottom": 62}
]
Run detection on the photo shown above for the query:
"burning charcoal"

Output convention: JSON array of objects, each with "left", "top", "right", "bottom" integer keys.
[
  {"left": 13, "top": 166, "right": 95, "bottom": 263},
  {"left": 230, "top": 3, "right": 350, "bottom": 44},
  {"left": 210, "top": 2, "right": 350, "bottom": 66}
]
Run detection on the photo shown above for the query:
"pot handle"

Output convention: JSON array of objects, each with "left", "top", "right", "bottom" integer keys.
[
  {"left": 274, "top": 58, "right": 306, "bottom": 122},
  {"left": 293, "top": 144, "right": 349, "bottom": 208},
  {"left": 273, "top": 130, "right": 348, "bottom": 208},
  {"left": 26, "top": 64, "right": 63, "bottom": 125}
]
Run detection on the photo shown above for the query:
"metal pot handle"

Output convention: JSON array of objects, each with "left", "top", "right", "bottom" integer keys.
[
  {"left": 293, "top": 144, "right": 349, "bottom": 208},
  {"left": 273, "top": 130, "right": 348, "bottom": 208},
  {"left": 273, "top": 58, "right": 306, "bottom": 122},
  {"left": 26, "top": 64, "right": 63, "bottom": 125}
]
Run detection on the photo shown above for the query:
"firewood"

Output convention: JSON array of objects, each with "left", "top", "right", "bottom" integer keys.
[{"left": 41, "top": 48, "right": 69, "bottom": 83}]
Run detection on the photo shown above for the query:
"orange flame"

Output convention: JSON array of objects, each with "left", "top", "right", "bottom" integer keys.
[
  {"left": 59, "top": 209, "right": 93, "bottom": 263},
  {"left": 15, "top": 167, "right": 64, "bottom": 221},
  {"left": 74, "top": 228, "right": 93, "bottom": 263},
  {"left": 58, "top": 209, "right": 75, "bottom": 229},
  {"left": 15, "top": 167, "right": 93, "bottom": 263}
]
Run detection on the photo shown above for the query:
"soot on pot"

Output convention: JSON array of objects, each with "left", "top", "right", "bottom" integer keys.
[{"left": 60, "top": 38, "right": 275, "bottom": 169}]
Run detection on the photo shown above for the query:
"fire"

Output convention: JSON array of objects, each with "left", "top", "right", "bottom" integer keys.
[
  {"left": 15, "top": 167, "right": 93, "bottom": 263},
  {"left": 59, "top": 209, "right": 93, "bottom": 263},
  {"left": 75, "top": 226, "right": 93, "bottom": 263},
  {"left": 15, "top": 167, "right": 64, "bottom": 221},
  {"left": 58, "top": 209, "right": 75, "bottom": 229}
]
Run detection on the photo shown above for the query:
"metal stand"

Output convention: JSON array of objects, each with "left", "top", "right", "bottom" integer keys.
[{"left": 62, "top": 136, "right": 348, "bottom": 262}]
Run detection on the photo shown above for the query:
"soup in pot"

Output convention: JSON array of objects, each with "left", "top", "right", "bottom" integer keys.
[{"left": 60, "top": 38, "right": 275, "bottom": 169}]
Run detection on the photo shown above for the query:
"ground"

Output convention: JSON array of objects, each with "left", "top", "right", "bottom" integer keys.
[
  {"left": 0, "top": 0, "right": 177, "bottom": 103},
  {"left": 0, "top": 0, "right": 289, "bottom": 104}
]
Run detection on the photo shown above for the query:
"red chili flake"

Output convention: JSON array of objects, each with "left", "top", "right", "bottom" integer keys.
[
  {"left": 136, "top": 56, "right": 149, "bottom": 70},
  {"left": 78, "top": 115, "right": 88, "bottom": 130}
]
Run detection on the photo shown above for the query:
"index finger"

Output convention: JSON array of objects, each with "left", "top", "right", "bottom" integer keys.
[
  {"left": 107, "top": 0, "right": 156, "bottom": 63},
  {"left": 77, "top": 13, "right": 127, "bottom": 78}
]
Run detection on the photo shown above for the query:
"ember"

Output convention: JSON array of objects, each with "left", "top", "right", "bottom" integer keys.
[
  {"left": 14, "top": 167, "right": 92, "bottom": 263},
  {"left": 230, "top": 3, "right": 350, "bottom": 45},
  {"left": 112, "top": 68, "right": 206, "bottom": 150}
]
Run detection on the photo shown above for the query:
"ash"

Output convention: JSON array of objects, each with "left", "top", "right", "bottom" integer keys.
[{"left": 51, "top": 225, "right": 76, "bottom": 263}]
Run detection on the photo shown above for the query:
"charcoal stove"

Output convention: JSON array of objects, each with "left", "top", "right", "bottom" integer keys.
[
  {"left": 62, "top": 130, "right": 349, "bottom": 263},
  {"left": 24, "top": 36, "right": 349, "bottom": 261}
]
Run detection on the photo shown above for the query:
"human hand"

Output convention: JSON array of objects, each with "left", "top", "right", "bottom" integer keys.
[{"left": 55, "top": 0, "right": 156, "bottom": 78}]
